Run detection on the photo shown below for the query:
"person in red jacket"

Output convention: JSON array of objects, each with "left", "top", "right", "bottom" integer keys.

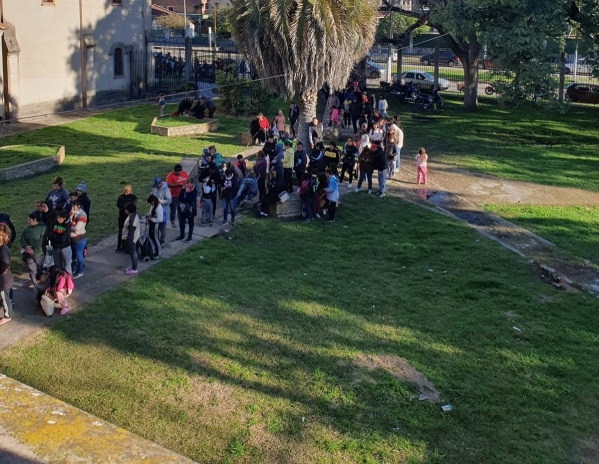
[{"left": 165, "top": 164, "right": 189, "bottom": 228}]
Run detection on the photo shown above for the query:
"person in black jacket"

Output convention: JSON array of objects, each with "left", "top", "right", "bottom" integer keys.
[
  {"left": 176, "top": 179, "right": 198, "bottom": 242},
  {"left": 259, "top": 169, "right": 285, "bottom": 217},
  {"left": 116, "top": 184, "right": 137, "bottom": 252},
  {"left": 293, "top": 142, "right": 307, "bottom": 187},
  {"left": 339, "top": 138, "right": 358, "bottom": 186},
  {"left": 372, "top": 142, "right": 388, "bottom": 197},
  {"left": 48, "top": 211, "right": 73, "bottom": 275},
  {"left": 40, "top": 200, "right": 57, "bottom": 229},
  {"left": 220, "top": 169, "right": 239, "bottom": 226}
]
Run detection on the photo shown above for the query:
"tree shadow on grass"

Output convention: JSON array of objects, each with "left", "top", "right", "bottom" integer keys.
[{"left": 20, "top": 195, "right": 599, "bottom": 463}]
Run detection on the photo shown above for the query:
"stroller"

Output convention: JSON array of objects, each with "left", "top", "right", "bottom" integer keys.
[{"left": 138, "top": 223, "right": 158, "bottom": 262}]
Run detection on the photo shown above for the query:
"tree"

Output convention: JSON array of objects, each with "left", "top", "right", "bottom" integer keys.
[
  {"left": 231, "top": 0, "right": 379, "bottom": 149},
  {"left": 154, "top": 15, "right": 187, "bottom": 34},
  {"left": 375, "top": 13, "right": 428, "bottom": 41},
  {"left": 216, "top": 6, "right": 234, "bottom": 35}
]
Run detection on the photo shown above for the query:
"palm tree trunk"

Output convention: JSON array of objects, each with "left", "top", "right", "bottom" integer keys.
[{"left": 298, "top": 90, "right": 318, "bottom": 150}]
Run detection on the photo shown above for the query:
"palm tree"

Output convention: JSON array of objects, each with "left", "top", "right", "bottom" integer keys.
[{"left": 231, "top": 0, "right": 378, "bottom": 148}]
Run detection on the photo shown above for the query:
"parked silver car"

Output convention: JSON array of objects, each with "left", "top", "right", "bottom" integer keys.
[
  {"left": 564, "top": 58, "right": 594, "bottom": 75},
  {"left": 400, "top": 71, "right": 450, "bottom": 91}
]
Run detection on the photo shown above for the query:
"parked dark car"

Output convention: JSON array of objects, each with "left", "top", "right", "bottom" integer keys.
[
  {"left": 477, "top": 59, "right": 500, "bottom": 70},
  {"left": 566, "top": 83, "right": 599, "bottom": 104},
  {"left": 420, "top": 50, "right": 459, "bottom": 67}
]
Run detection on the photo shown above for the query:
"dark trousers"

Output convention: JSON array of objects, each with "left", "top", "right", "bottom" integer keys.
[
  {"left": 343, "top": 113, "right": 351, "bottom": 127},
  {"left": 208, "top": 106, "right": 216, "bottom": 118},
  {"left": 283, "top": 168, "right": 293, "bottom": 192},
  {"left": 178, "top": 212, "right": 194, "bottom": 239},
  {"left": 339, "top": 164, "right": 354, "bottom": 183},
  {"left": 289, "top": 118, "right": 298, "bottom": 138},
  {"left": 294, "top": 166, "right": 306, "bottom": 187},
  {"left": 352, "top": 116, "right": 360, "bottom": 133},
  {"left": 257, "top": 177, "right": 266, "bottom": 200},
  {"left": 261, "top": 189, "right": 281, "bottom": 214},
  {"left": 328, "top": 201, "right": 337, "bottom": 220},
  {"left": 255, "top": 130, "right": 266, "bottom": 144}
]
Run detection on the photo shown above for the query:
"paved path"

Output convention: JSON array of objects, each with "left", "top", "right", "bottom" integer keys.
[{"left": 0, "top": 146, "right": 261, "bottom": 463}]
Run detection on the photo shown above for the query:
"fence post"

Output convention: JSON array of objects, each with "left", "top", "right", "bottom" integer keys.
[{"left": 434, "top": 43, "right": 440, "bottom": 90}]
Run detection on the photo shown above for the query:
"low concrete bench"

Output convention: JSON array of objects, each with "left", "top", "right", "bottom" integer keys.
[
  {"left": 151, "top": 117, "right": 219, "bottom": 136},
  {"left": 269, "top": 194, "right": 303, "bottom": 218}
]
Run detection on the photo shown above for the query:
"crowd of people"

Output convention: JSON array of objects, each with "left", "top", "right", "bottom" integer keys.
[
  {"left": 0, "top": 80, "right": 430, "bottom": 325},
  {"left": 0, "top": 177, "right": 91, "bottom": 322}
]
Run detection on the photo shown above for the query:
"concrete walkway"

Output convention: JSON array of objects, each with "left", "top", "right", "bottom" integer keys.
[{"left": 0, "top": 146, "right": 261, "bottom": 463}]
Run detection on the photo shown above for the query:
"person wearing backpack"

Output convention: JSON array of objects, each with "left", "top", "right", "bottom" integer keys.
[{"left": 303, "top": 169, "right": 319, "bottom": 221}]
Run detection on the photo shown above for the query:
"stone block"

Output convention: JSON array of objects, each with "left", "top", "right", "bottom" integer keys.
[
  {"left": 150, "top": 117, "right": 219, "bottom": 137},
  {"left": 269, "top": 194, "right": 303, "bottom": 218},
  {"left": 0, "top": 145, "right": 65, "bottom": 181}
]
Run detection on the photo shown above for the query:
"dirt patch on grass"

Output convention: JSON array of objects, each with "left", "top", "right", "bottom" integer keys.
[{"left": 352, "top": 354, "right": 440, "bottom": 402}]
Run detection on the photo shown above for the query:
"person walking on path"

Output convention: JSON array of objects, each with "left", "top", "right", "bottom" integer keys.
[
  {"left": 176, "top": 178, "right": 198, "bottom": 242},
  {"left": 0, "top": 224, "right": 13, "bottom": 326},
  {"left": 354, "top": 143, "right": 375, "bottom": 194},
  {"left": 220, "top": 169, "right": 239, "bottom": 226},
  {"left": 416, "top": 147, "right": 428, "bottom": 185},
  {"left": 116, "top": 185, "right": 137, "bottom": 253},
  {"left": 166, "top": 164, "right": 189, "bottom": 228},
  {"left": 373, "top": 142, "right": 388, "bottom": 198},
  {"left": 122, "top": 203, "right": 140, "bottom": 275}
]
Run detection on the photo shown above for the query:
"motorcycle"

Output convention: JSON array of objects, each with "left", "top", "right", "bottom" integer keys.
[{"left": 415, "top": 89, "right": 444, "bottom": 111}]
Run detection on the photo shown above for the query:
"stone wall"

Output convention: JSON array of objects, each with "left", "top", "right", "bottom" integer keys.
[
  {"left": 0, "top": 145, "right": 65, "bottom": 181},
  {"left": 150, "top": 118, "right": 219, "bottom": 137},
  {"left": 269, "top": 194, "right": 303, "bottom": 218}
]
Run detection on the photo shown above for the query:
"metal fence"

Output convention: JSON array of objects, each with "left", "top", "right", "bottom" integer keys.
[{"left": 368, "top": 42, "right": 599, "bottom": 96}]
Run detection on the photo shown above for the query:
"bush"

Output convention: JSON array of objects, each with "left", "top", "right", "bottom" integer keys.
[{"left": 215, "top": 71, "right": 273, "bottom": 116}]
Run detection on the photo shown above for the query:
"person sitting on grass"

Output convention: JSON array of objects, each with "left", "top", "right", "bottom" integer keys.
[
  {"left": 172, "top": 97, "right": 193, "bottom": 116},
  {"left": 191, "top": 99, "right": 206, "bottom": 119},
  {"left": 200, "top": 96, "right": 217, "bottom": 119}
]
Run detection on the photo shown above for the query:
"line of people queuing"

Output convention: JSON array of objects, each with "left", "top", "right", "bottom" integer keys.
[{"left": 0, "top": 176, "right": 91, "bottom": 321}]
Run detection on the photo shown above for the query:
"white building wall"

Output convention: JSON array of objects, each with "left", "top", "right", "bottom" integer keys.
[{"left": 1, "top": 0, "right": 151, "bottom": 119}]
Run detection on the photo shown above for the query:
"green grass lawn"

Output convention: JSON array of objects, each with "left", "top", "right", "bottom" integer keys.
[
  {"left": 3, "top": 195, "right": 599, "bottom": 463},
  {"left": 390, "top": 94, "right": 599, "bottom": 192},
  {"left": 483, "top": 204, "right": 599, "bottom": 265},
  {"left": 0, "top": 144, "right": 60, "bottom": 169},
  {"left": 0, "top": 104, "right": 248, "bottom": 245}
]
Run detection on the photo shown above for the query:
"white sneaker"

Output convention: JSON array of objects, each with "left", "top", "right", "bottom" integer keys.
[
  {"left": 367, "top": 189, "right": 372, "bottom": 194},
  {"left": 347, "top": 183, "right": 353, "bottom": 188},
  {"left": 315, "top": 213, "right": 321, "bottom": 219},
  {"left": 353, "top": 188, "right": 359, "bottom": 193}
]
